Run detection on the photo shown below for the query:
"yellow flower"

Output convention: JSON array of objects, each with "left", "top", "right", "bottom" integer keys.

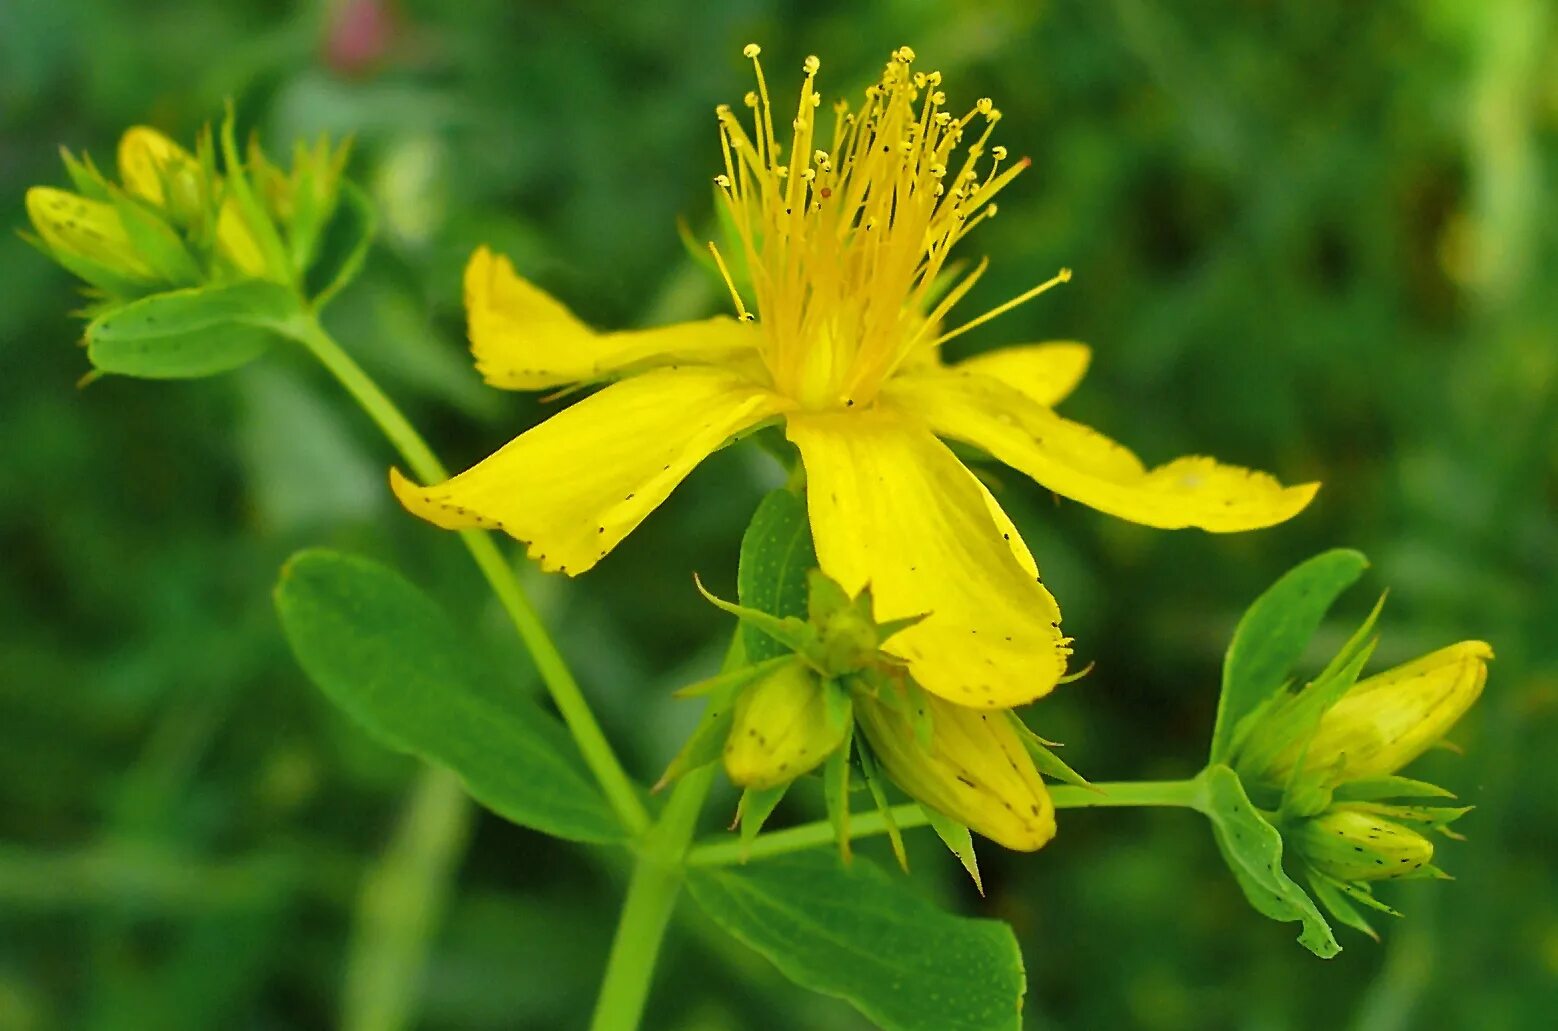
[
  {"left": 1267, "top": 640, "right": 1492, "bottom": 784},
  {"left": 393, "top": 45, "right": 1317, "bottom": 708}
]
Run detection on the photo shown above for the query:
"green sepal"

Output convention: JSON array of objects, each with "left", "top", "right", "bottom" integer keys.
[
  {"left": 824, "top": 724, "right": 855, "bottom": 862},
  {"left": 921, "top": 805, "right": 983, "bottom": 894},
  {"left": 673, "top": 654, "right": 790, "bottom": 699},
  {"left": 1009, "top": 715, "right": 1092, "bottom": 789},
  {"left": 306, "top": 178, "right": 374, "bottom": 310},
  {"left": 696, "top": 574, "right": 820, "bottom": 663},
  {"left": 60, "top": 148, "right": 113, "bottom": 201},
  {"left": 218, "top": 104, "right": 292, "bottom": 285},
  {"left": 1306, "top": 872, "right": 1381, "bottom": 941},
  {"left": 1330, "top": 776, "right": 1457, "bottom": 804},
  {"left": 822, "top": 677, "right": 853, "bottom": 734},
  {"left": 738, "top": 783, "right": 790, "bottom": 845},
  {"left": 654, "top": 679, "right": 746, "bottom": 791},
  {"left": 107, "top": 187, "right": 202, "bottom": 286},
  {"left": 856, "top": 743, "right": 908, "bottom": 873},
  {"left": 1331, "top": 876, "right": 1403, "bottom": 917}
]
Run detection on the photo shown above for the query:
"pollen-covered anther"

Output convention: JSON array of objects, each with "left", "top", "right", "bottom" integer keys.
[
  {"left": 976, "top": 97, "right": 994, "bottom": 114},
  {"left": 896, "top": 45, "right": 917, "bottom": 63},
  {"left": 803, "top": 55, "right": 820, "bottom": 75},
  {"left": 714, "top": 174, "right": 732, "bottom": 188},
  {"left": 743, "top": 43, "right": 762, "bottom": 58},
  {"left": 930, "top": 90, "right": 947, "bottom": 106},
  {"left": 744, "top": 91, "right": 759, "bottom": 107},
  {"left": 991, "top": 145, "right": 1008, "bottom": 162}
]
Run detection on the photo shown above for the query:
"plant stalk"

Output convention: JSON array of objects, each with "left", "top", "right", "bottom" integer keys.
[
  {"left": 685, "top": 778, "right": 1205, "bottom": 868},
  {"left": 284, "top": 313, "right": 650, "bottom": 836}
]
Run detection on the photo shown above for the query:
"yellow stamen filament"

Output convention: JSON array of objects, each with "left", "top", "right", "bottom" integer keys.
[{"left": 713, "top": 45, "right": 1067, "bottom": 410}]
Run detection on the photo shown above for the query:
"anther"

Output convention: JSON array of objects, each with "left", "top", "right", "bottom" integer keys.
[
  {"left": 743, "top": 43, "right": 762, "bottom": 58},
  {"left": 803, "top": 55, "right": 820, "bottom": 75},
  {"left": 976, "top": 97, "right": 994, "bottom": 114},
  {"left": 744, "top": 91, "right": 759, "bottom": 107},
  {"left": 897, "top": 45, "right": 916, "bottom": 62},
  {"left": 714, "top": 174, "right": 731, "bottom": 188},
  {"left": 992, "top": 145, "right": 1008, "bottom": 161}
]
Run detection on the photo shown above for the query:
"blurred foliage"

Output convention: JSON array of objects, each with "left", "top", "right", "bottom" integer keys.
[{"left": 2, "top": 0, "right": 1554, "bottom": 1028}]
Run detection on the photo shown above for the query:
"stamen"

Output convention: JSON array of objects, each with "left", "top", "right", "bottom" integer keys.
[
  {"left": 933, "top": 268, "right": 1073, "bottom": 348},
  {"left": 708, "top": 242, "right": 752, "bottom": 321}
]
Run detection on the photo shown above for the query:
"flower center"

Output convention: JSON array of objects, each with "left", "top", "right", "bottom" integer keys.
[{"left": 711, "top": 45, "right": 1060, "bottom": 411}]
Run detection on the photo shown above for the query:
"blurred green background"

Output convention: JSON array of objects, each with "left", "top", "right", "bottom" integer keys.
[{"left": 2, "top": 1, "right": 1554, "bottom": 1028}]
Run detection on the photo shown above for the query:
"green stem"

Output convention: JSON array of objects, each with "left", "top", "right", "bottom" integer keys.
[
  {"left": 590, "top": 767, "right": 716, "bottom": 1031},
  {"left": 685, "top": 778, "right": 1204, "bottom": 868},
  {"left": 284, "top": 313, "right": 649, "bottom": 836}
]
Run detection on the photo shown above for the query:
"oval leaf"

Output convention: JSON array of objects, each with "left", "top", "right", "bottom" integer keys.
[
  {"left": 737, "top": 489, "right": 817, "bottom": 662},
  {"left": 687, "top": 851, "right": 1024, "bottom": 1030},
  {"left": 1211, "top": 549, "right": 1369, "bottom": 762},
  {"left": 86, "top": 280, "right": 300, "bottom": 379},
  {"left": 1199, "top": 764, "right": 1340, "bottom": 958},
  {"left": 275, "top": 548, "right": 622, "bottom": 844}
]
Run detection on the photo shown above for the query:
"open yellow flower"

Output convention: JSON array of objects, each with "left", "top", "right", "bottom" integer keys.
[{"left": 393, "top": 45, "right": 1318, "bottom": 708}]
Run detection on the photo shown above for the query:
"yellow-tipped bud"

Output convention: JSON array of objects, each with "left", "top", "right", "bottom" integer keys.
[
  {"left": 1294, "top": 806, "right": 1435, "bottom": 882},
  {"left": 118, "top": 127, "right": 203, "bottom": 223},
  {"left": 723, "top": 661, "right": 847, "bottom": 789},
  {"left": 857, "top": 692, "right": 1054, "bottom": 851},
  {"left": 1271, "top": 641, "right": 1492, "bottom": 784},
  {"left": 25, "top": 186, "right": 158, "bottom": 284}
]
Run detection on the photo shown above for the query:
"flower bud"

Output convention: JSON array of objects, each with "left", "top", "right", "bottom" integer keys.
[
  {"left": 857, "top": 691, "right": 1054, "bottom": 851},
  {"left": 723, "top": 660, "right": 847, "bottom": 789},
  {"left": 25, "top": 186, "right": 159, "bottom": 288},
  {"left": 118, "top": 127, "right": 203, "bottom": 225},
  {"left": 1293, "top": 806, "right": 1435, "bottom": 882},
  {"left": 1269, "top": 641, "right": 1491, "bottom": 784}
]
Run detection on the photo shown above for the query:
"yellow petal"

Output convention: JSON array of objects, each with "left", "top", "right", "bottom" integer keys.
[
  {"left": 857, "top": 693, "right": 1056, "bottom": 851},
  {"left": 786, "top": 407, "right": 1068, "bottom": 707},
  {"left": 24, "top": 186, "right": 157, "bottom": 280},
  {"left": 392, "top": 366, "right": 786, "bottom": 574},
  {"left": 117, "top": 126, "right": 197, "bottom": 209},
  {"left": 1292, "top": 640, "right": 1492, "bottom": 781},
  {"left": 466, "top": 246, "right": 759, "bottom": 390},
  {"left": 886, "top": 371, "right": 1318, "bottom": 532},
  {"left": 953, "top": 341, "right": 1091, "bottom": 407},
  {"left": 216, "top": 196, "right": 271, "bottom": 278}
]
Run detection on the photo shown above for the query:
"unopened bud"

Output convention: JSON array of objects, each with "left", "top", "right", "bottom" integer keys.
[
  {"left": 1269, "top": 641, "right": 1491, "bottom": 784},
  {"left": 857, "top": 691, "right": 1054, "bottom": 851},
  {"left": 1294, "top": 806, "right": 1435, "bottom": 882},
  {"left": 723, "top": 660, "right": 847, "bottom": 789}
]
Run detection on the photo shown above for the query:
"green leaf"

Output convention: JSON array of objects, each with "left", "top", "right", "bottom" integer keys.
[
  {"left": 86, "top": 281, "right": 300, "bottom": 379},
  {"left": 686, "top": 851, "right": 1024, "bottom": 1031},
  {"left": 737, "top": 489, "right": 818, "bottom": 663},
  {"left": 306, "top": 180, "right": 375, "bottom": 309},
  {"left": 274, "top": 548, "right": 622, "bottom": 844},
  {"left": 1198, "top": 764, "right": 1340, "bottom": 958},
  {"left": 1211, "top": 549, "right": 1369, "bottom": 763}
]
